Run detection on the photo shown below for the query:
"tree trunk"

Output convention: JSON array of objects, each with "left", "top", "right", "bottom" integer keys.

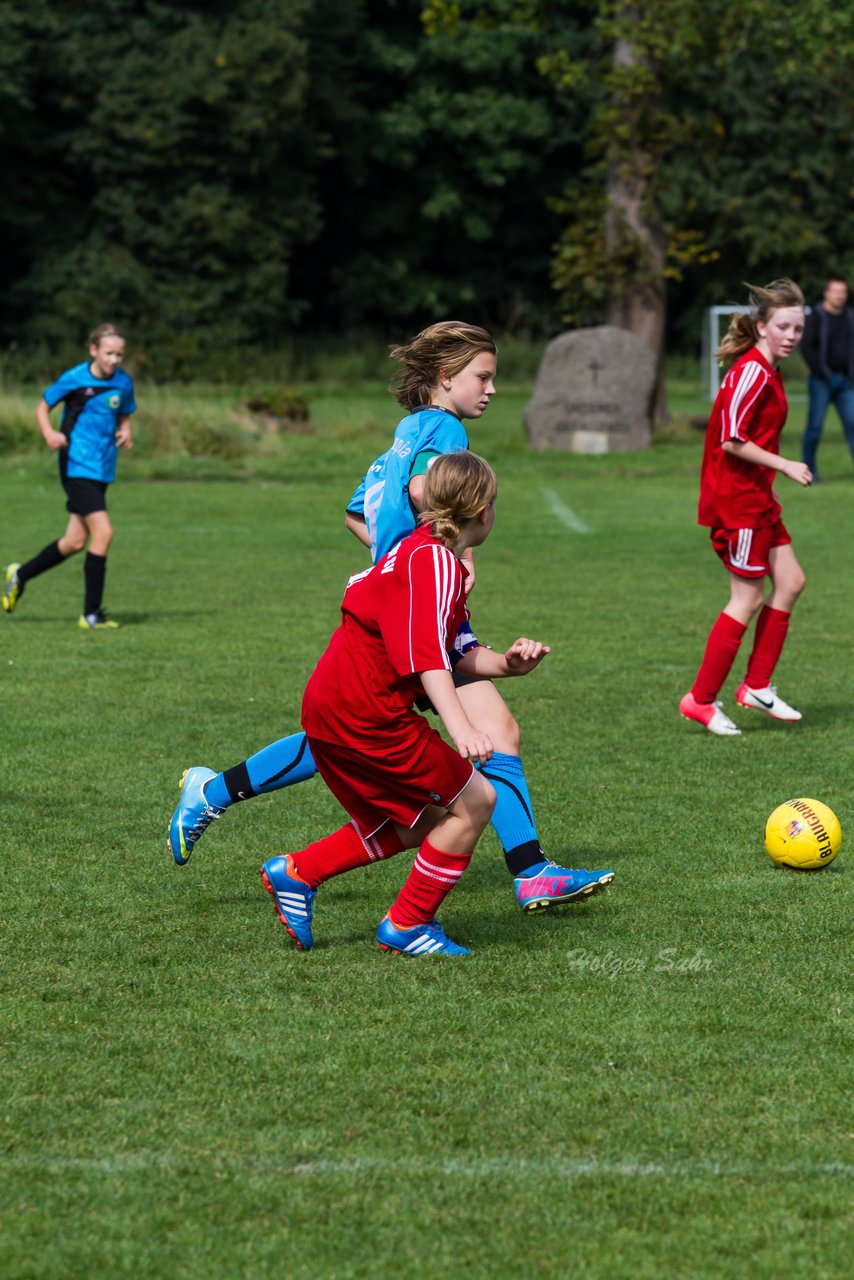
[{"left": 606, "top": 34, "right": 669, "bottom": 423}]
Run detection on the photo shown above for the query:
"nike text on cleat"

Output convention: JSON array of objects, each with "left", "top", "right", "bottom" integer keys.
[
  {"left": 735, "top": 682, "right": 802, "bottom": 722},
  {"left": 79, "top": 611, "right": 120, "bottom": 629},
  {"left": 679, "top": 691, "right": 741, "bottom": 736},
  {"left": 169, "top": 766, "right": 223, "bottom": 865},
  {"left": 514, "top": 861, "right": 615, "bottom": 913},
  {"left": 260, "top": 855, "right": 317, "bottom": 951},
  {"left": 2, "top": 564, "right": 23, "bottom": 614},
  {"left": 376, "top": 915, "right": 469, "bottom": 956}
]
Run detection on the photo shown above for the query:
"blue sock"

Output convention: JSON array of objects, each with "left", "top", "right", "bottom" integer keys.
[
  {"left": 204, "top": 732, "right": 317, "bottom": 809},
  {"left": 476, "top": 752, "right": 542, "bottom": 877}
]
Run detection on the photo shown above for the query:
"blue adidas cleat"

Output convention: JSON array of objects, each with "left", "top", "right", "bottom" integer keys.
[
  {"left": 260, "top": 855, "right": 317, "bottom": 951},
  {"left": 169, "top": 766, "right": 224, "bottom": 866},
  {"left": 376, "top": 915, "right": 470, "bottom": 956},
  {"left": 514, "top": 860, "right": 615, "bottom": 913}
]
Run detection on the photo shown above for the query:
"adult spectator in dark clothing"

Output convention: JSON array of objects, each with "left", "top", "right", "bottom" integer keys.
[{"left": 801, "top": 274, "right": 854, "bottom": 479}]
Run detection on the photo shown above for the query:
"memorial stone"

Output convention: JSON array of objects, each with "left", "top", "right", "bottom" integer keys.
[{"left": 524, "top": 325, "right": 656, "bottom": 453}]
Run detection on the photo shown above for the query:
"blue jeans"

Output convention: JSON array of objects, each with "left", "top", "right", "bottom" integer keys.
[{"left": 802, "top": 373, "right": 854, "bottom": 473}]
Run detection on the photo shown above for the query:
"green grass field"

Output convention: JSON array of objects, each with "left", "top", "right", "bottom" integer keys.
[{"left": 1, "top": 381, "right": 851, "bottom": 1279}]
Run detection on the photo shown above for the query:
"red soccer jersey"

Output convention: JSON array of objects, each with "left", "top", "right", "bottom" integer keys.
[
  {"left": 698, "top": 347, "right": 788, "bottom": 529},
  {"left": 302, "top": 524, "right": 474, "bottom": 749}
]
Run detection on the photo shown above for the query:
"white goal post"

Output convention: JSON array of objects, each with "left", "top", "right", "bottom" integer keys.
[{"left": 703, "top": 306, "right": 752, "bottom": 400}]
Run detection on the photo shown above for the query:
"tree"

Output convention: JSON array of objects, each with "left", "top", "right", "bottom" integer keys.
[
  {"left": 4, "top": 0, "right": 854, "bottom": 375},
  {"left": 4, "top": 0, "right": 588, "bottom": 362},
  {"left": 425, "top": 0, "right": 854, "bottom": 420},
  {"left": 4, "top": 0, "right": 325, "bottom": 374},
  {"left": 291, "top": 0, "right": 591, "bottom": 336},
  {"left": 0, "top": 2, "right": 70, "bottom": 334}
]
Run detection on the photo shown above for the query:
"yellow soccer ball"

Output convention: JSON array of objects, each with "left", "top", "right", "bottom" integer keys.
[{"left": 764, "top": 798, "right": 842, "bottom": 871}]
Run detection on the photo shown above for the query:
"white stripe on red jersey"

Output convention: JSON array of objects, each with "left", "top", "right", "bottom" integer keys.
[
  {"left": 301, "top": 524, "right": 473, "bottom": 750},
  {"left": 405, "top": 541, "right": 458, "bottom": 676},
  {"left": 721, "top": 361, "right": 769, "bottom": 443},
  {"left": 699, "top": 346, "right": 787, "bottom": 530}
]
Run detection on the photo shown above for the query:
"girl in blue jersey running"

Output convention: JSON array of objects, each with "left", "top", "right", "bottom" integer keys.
[
  {"left": 2, "top": 323, "right": 135, "bottom": 629},
  {"left": 169, "top": 321, "right": 614, "bottom": 912}
]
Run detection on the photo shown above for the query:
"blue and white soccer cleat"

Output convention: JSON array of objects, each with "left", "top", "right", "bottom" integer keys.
[
  {"left": 376, "top": 915, "right": 470, "bottom": 956},
  {"left": 514, "top": 860, "right": 615, "bottom": 913},
  {"left": 260, "top": 855, "right": 317, "bottom": 951},
  {"left": 169, "top": 766, "right": 223, "bottom": 865}
]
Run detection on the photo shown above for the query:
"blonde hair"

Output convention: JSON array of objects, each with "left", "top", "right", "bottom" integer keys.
[
  {"left": 390, "top": 321, "right": 496, "bottom": 411},
  {"left": 419, "top": 451, "right": 497, "bottom": 548},
  {"left": 717, "top": 279, "right": 804, "bottom": 365},
  {"left": 88, "top": 322, "right": 126, "bottom": 348}
]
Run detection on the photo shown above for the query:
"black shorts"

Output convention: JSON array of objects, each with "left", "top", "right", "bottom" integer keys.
[
  {"left": 63, "top": 477, "right": 109, "bottom": 517},
  {"left": 416, "top": 668, "right": 484, "bottom": 715}
]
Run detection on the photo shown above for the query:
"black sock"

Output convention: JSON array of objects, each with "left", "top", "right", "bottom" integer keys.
[
  {"left": 18, "top": 540, "right": 66, "bottom": 584},
  {"left": 221, "top": 762, "right": 255, "bottom": 804},
  {"left": 504, "top": 839, "right": 544, "bottom": 877},
  {"left": 83, "top": 552, "right": 107, "bottom": 615}
]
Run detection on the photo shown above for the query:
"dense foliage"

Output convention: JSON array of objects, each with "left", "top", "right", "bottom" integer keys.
[{"left": 2, "top": 0, "right": 854, "bottom": 374}]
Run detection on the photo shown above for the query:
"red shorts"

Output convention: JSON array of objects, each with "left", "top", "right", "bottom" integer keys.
[
  {"left": 710, "top": 518, "right": 791, "bottom": 579},
  {"left": 307, "top": 725, "right": 474, "bottom": 838}
]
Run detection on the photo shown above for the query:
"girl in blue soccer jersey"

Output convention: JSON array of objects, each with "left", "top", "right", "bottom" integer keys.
[
  {"left": 169, "top": 321, "right": 614, "bottom": 912},
  {"left": 2, "top": 323, "right": 135, "bottom": 629}
]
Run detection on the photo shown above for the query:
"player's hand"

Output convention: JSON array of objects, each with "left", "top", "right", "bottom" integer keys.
[
  {"left": 115, "top": 424, "right": 133, "bottom": 449},
  {"left": 46, "top": 430, "right": 67, "bottom": 450},
  {"left": 504, "top": 637, "right": 551, "bottom": 674},
  {"left": 454, "top": 730, "right": 493, "bottom": 765},
  {"left": 783, "top": 460, "right": 812, "bottom": 486}
]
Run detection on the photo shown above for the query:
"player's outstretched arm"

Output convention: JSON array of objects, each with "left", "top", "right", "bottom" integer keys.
[
  {"left": 722, "top": 439, "right": 812, "bottom": 486},
  {"left": 420, "top": 668, "right": 493, "bottom": 764},
  {"left": 455, "top": 638, "right": 551, "bottom": 680}
]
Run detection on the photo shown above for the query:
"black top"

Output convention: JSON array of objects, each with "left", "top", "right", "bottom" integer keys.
[
  {"left": 824, "top": 310, "right": 850, "bottom": 375},
  {"left": 801, "top": 302, "right": 854, "bottom": 381}
]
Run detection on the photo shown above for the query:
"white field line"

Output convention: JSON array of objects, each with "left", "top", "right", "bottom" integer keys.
[
  {"left": 542, "top": 488, "right": 592, "bottom": 534},
  {"left": 3, "top": 1154, "right": 852, "bottom": 1179}
]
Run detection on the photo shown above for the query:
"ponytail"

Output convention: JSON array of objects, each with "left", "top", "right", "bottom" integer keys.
[{"left": 419, "top": 452, "right": 497, "bottom": 549}]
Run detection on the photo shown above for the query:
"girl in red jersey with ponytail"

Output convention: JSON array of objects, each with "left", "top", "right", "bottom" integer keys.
[
  {"left": 680, "top": 279, "right": 813, "bottom": 736},
  {"left": 260, "top": 452, "right": 553, "bottom": 956}
]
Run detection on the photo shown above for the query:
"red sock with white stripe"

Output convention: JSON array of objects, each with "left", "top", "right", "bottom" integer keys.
[
  {"left": 388, "top": 838, "right": 472, "bottom": 930},
  {"left": 744, "top": 605, "right": 790, "bottom": 689},
  {"left": 292, "top": 821, "right": 405, "bottom": 888},
  {"left": 691, "top": 611, "right": 748, "bottom": 703}
]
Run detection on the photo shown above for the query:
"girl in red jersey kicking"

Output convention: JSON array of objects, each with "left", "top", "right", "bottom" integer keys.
[
  {"left": 260, "top": 452, "right": 551, "bottom": 955},
  {"left": 680, "top": 279, "right": 813, "bottom": 736}
]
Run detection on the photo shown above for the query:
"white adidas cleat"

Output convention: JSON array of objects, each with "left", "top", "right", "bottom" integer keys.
[
  {"left": 679, "top": 691, "right": 742, "bottom": 736},
  {"left": 736, "top": 683, "right": 802, "bottom": 722}
]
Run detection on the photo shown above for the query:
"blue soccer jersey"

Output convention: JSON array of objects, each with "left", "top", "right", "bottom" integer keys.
[
  {"left": 43, "top": 361, "right": 136, "bottom": 484},
  {"left": 346, "top": 406, "right": 468, "bottom": 561}
]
